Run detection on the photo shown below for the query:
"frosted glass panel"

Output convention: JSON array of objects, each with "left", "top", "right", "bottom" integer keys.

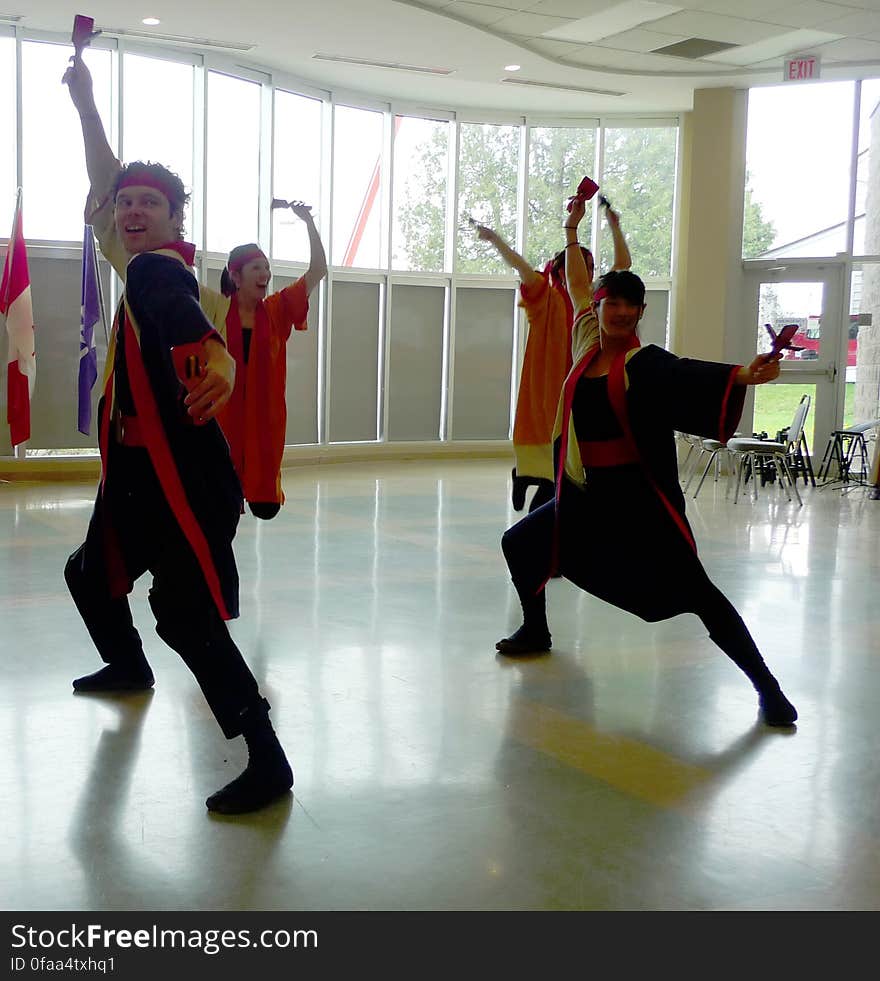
[
  {"left": 276, "top": 274, "right": 320, "bottom": 445},
  {"left": 329, "top": 281, "right": 381, "bottom": 442},
  {"left": 641, "top": 290, "right": 670, "bottom": 350},
  {"left": 452, "top": 287, "right": 515, "bottom": 439},
  {"left": 387, "top": 284, "right": 444, "bottom": 440}
]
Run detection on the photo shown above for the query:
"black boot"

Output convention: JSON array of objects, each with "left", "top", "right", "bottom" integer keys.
[
  {"left": 708, "top": 621, "right": 798, "bottom": 727},
  {"left": 73, "top": 656, "right": 154, "bottom": 693},
  {"left": 757, "top": 681, "right": 798, "bottom": 727},
  {"left": 206, "top": 698, "right": 293, "bottom": 814},
  {"left": 496, "top": 590, "right": 551, "bottom": 655},
  {"left": 511, "top": 468, "right": 531, "bottom": 512}
]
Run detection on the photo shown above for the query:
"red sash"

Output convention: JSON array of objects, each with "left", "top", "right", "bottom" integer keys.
[
  {"left": 97, "top": 302, "right": 232, "bottom": 620},
  {"left": 578, "top": 436, "right": 639, "bottom": 468},
  {"left": 222, "top": 299, "right": 277, "bottom": 502},
  {"left": 122, "top": 311, "right": 232, "bottom": 619}
]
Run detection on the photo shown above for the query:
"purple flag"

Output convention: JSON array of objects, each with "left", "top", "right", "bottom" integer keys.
[{"left": 78, "top": 226, "right": 100, "bottom": 435}]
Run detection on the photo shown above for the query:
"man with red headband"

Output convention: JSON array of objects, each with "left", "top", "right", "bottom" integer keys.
[
  {"left": 473, "top": 194, "right": 631, "bottom": 513},
  {"left": 63, "top": 53, "right": 293, "bottom": 815}
]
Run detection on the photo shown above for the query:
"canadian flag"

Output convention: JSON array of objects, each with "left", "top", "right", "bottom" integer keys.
[{"left": 0, "top": 190, "right": 35, "bottom": 448}]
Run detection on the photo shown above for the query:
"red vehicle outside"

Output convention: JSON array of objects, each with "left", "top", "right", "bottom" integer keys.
[{"left": 784, "top": 315, "right": 858, "bottom": 367}]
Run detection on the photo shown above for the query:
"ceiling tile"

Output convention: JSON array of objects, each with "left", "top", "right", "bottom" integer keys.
[
  {"left": 561, "top": 43, "right": 725, "bottom": 72},
  {"left": 814, "top": 10, "right": 880, "bottom": 34},
  {"left": 523, "top": 37, "right": 591, "bottom": 58},
  {"left": 688, "top": 0, "right": 805, "bottom": 17},
  {"left": 810, "top": 36, "right": 880, "bottom": 60},
  {"left": 442, "top": 0, "right": 531, "bottom": 8},
  {"left": 395, "top": 0, "right": 457, "bottom": 8},
  {"left": 754, "top": 1, "right": 863, "bottom": 30},
  {"left": 493, "top": 10, "right": 576, "bottom": 35},
  {"left": 654, "top": 10, "right": 806, "bottom": 43},
  {"left": 593, "top": 27, "right": 690, "bottom": 53},
  {"left": 446, "top": 1, "right": 515, "bottom": 26},
  {"left": 519, "top": 0, "right": 620, "bottom": 16}
]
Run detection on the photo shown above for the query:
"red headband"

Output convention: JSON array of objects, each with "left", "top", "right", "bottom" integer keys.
[
  {"left": 116, "top": 172, "right": 180, "bottom": 205},
  {"left": 592, "top": 287, "right": 608, "bottom": 302},
  {"left": 228, "top": 248, "right": 268, "bottom": 274}
]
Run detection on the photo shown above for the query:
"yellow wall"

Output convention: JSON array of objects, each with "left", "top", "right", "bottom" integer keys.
[{"left": 672, "top": 88, "right": 749, "bottom": 364}]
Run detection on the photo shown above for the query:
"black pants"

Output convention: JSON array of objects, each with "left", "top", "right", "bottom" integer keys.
[
  {"left": 501, "top": 495, "right": 776, "bottom": 689},
  {"left": 65, "top": 445, "right": 260, "bottom": 738}
]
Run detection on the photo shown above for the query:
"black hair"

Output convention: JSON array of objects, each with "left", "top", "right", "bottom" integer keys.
[
  {"left": 594, "top": 269, "right": 645, "bottom": 306},
  {"left": 550, "top": 245, "right": 593, "bottom": 283},
  {"left": 220, "top": 243, "right": 263, "bottom": 297}
]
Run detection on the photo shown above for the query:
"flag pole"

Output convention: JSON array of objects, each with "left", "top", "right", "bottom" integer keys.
[{"left": 89, "top": 227, "right": 109, "bottom": 344}]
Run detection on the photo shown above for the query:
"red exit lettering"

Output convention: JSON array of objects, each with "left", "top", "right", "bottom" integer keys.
[{"left": 786, "top": 57, "right": 817, "bottom": 80}]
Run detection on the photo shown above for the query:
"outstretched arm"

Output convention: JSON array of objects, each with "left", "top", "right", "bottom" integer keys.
[
  {"left": 473, "top": 223, "right": 542, "bottom": 289},
  {"left": 62, "top": 53, "right": 120, "bottom": 203},
  {"left": 605, "top": 205, "right": 632, "bottom": 271},
  {"left": 564, "top": 197, "right": 592, "bottom": 313},
  {"left": 290, "top": 201, "right": 327, "bottom": 295}
]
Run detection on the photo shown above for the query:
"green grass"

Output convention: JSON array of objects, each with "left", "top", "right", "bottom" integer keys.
[{"left": 752, "top": 382, "right": 854, "bottom": 449}]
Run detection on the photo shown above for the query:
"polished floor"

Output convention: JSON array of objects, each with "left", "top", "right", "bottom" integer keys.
[{"left": 1, "top": 459, "right": 878, "bottom": 911}]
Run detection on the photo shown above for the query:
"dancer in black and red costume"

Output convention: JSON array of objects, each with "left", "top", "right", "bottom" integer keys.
[{"left": 497, "top": 194, "right": 798, "bottom": 727}]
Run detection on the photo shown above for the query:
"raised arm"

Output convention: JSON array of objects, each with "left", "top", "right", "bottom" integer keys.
[
  {"left": 62, "top": 53, "right": 120, "bottom": 203},
  {"left": 564, "top": 197, "right": 592, "bottom": 313},
  {"left": 605, "top": 205, "right": 632, "bottom": 271},
  {"left": 290, "top": 201, "right": 327, "bottom": 296},
  {"left": 473, "top": 223, "right": 542, "bottom": 289}
]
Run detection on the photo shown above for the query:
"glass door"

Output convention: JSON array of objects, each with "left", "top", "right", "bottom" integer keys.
[{"left": 742, "top": 263, "right": 847, "bottom": 466}]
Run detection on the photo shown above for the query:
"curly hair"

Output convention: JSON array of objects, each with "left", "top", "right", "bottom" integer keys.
[{"left": 113, "top": 161, "right": 189, "bottom": 222}]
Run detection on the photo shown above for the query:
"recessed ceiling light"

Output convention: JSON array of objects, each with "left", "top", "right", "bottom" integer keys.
[
  {"left": 142, "top": 17, "right": 160, "bottom": 26},
  {"left": 505, "top": 64, "right": 521, "bottom": 71}
]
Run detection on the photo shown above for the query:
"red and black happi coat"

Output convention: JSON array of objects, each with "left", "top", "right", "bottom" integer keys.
[
  {"left": 94, "top": 245, "right": 243, "bottom": 620},
  {"left": 550, "top": 313, "right": 746, "bottom": 621}
]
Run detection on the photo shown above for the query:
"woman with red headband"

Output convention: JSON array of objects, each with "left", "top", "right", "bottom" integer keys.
[
  {"left": 216, "top": 207, "right": 327, "bottom": 519},
  {"left": 473, "top": 192, "right": 631, "bottom": 514},
  {"left": 495, "top": 194, "right": 799, "bottom": 729}
]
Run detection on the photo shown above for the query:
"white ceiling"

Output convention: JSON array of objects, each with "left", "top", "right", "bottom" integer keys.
[{"left": 21, "top": 1, "right": 880, "bottom": 114}]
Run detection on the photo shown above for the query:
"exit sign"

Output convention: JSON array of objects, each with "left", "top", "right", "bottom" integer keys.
[{"left": 785, "top": 55, "right": 820, "bottom": 81}]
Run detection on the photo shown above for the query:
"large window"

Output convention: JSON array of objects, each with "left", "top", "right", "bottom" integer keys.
[
  {"left": 599, "top": 124, "right": 677, "bottom": 278},
  {"left": 123, "top": 53, "right": 196, "bottom": 247},
  {"left": 457, "top": 122, "right": 519, "bottom": 275},
  {"left": 855, "top": 80, "right": 880, "bottom": 257},
  {"left": 273, "top": 89, "right": 322, "bottom": 263},
  {"left": 0, "top": 36, "right": 15, "bottom": 237},
  {"left": 745, "top": 83, "right": 854, "bottom": 259},
  {"left": 1, "top": 32, "right": 688, "bottom": 455},
  {"left": 22, "top": 41, "right": 112, "bottom": 241},
  {"left": 526, "top": 125, "right": 596, "bottom": 269},
  {"left": 392, "top": 115, "right": 449, "bottom": 272},
  {"left": 206, "top": 70, "right": 261, "bottom": 255},
  {"left": 332, "top": 104, "right": 384, "bottom": 268}
]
